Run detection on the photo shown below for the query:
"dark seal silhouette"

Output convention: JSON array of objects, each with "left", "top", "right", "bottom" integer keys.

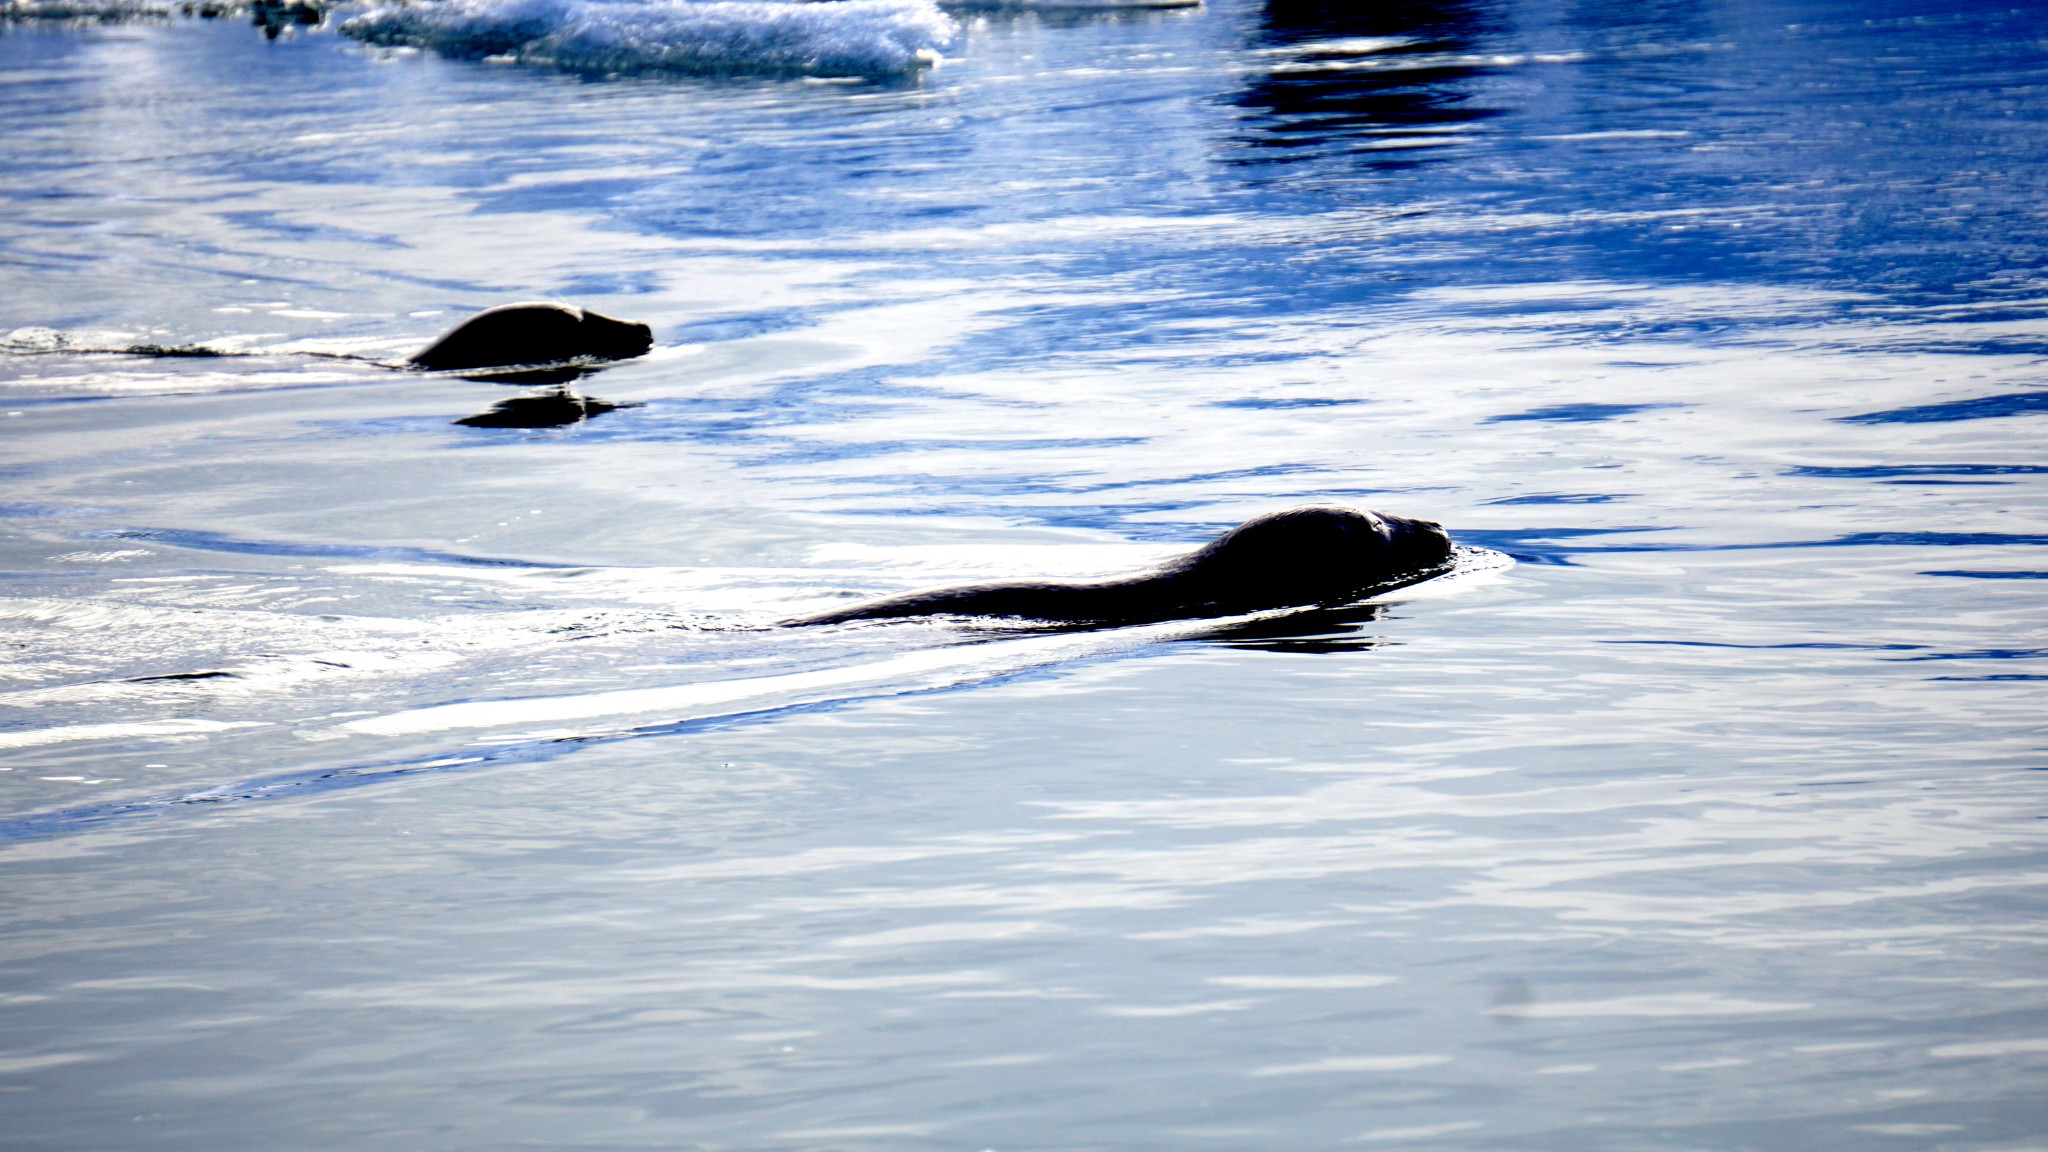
[
  {"left": 786, "top": 506, "right": 1455, "bottom": 628},
  {"left": 408, "top": 302, "right": 654, "bottom": 374}
]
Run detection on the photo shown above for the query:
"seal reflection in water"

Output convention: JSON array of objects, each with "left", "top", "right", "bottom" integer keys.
[
  {"left": 409, "top": 302, "right": 654, "bottom": 375},
  {"left": 453, "top": 391, "right": 640, "bottom": 429},
  {"left": 786, "top": 506, "right": 1455, "bottom": 628}
]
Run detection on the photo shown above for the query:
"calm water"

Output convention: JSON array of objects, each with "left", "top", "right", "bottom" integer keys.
[{"left": 3, "top": 0, "right": 2047, "bottom": 1147}]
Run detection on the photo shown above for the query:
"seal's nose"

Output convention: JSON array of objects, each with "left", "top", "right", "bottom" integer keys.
[{"left": 1416, "top": 520, "right": 1453, "bottom": 561}]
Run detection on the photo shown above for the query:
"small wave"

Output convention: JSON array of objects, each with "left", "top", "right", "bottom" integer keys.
[
  {"left": 2, "top": 326, "right": 403, "bottom": 371},
  {"left": 88, "top": 526, "right": 574, "bottom": 567},
  {"left": 339, "top": 0, "right": 958, "bottom": 77},
  {"left": 0, "top": 719, "right": 268, "bottom": 751},
  {"left": 1841, "top": 389, "right": 2048, "bottom": 424},
  {"left": 1250, "top": 36, "right": 1415, "bottom": 59}
]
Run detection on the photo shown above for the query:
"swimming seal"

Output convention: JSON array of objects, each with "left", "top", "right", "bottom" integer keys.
[
  {"left": 408, "top": 302, "right": 654, "bottom": 372},
  {"left": 786, "top": 506, "right": 1455, "bottom": 628}
]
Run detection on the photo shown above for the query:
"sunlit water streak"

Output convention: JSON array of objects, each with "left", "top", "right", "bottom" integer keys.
[{"left": 1, "top": 1, "right": 2046, "bottom": 1148}]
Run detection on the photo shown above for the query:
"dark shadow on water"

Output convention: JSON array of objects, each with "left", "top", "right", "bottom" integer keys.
[
  {"left": 1233, "top": 0, "right": 1502, "bottom": 169},
  {"left": 925, "top": 597, "right": 1402, "bottom": 649},
  {"left": 1198, "top": 601, "right": 1390, "bottom": 652},
  {"left": 447, "top": 364, "right": 605, "bottom": 387},
  {"left": 1260, "top": 0, "right": 1484, "bottom": 43},
  {"left": 455, "top": 390, "right": 640, "bottom": 429}
]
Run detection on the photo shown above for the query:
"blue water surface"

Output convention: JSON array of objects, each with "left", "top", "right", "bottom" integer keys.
[{"left": 1, "top": 1, "right": 2046, "bottom": 1149}]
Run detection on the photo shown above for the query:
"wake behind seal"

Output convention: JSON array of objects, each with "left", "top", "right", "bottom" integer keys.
[{"left": 785, "top": 506, "right": 1456, "bottom": 628}]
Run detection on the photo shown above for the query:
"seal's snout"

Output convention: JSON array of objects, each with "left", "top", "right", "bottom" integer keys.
[
  {"left": 1426, "top": 525, "right": 1454, "bottom": 562},
  {"left": 1416, "top": 519, "right": 1454, "bottom": 560},
  {"left": 1371, "top": 510, "right": 1453, "bottom": 570},
  {"left": 584, "top": 313, "right": 655, "bottom": 361}
]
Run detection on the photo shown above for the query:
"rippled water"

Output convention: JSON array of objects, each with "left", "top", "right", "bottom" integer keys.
[{"left": 3, "top": 1, "right": 2047, "bottom": 1147}]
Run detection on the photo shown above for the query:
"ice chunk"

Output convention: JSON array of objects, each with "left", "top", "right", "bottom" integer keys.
[
  {"left": 340, "top": 0, "right": 958, "bottom": 77},
  {"left": 0, "top": 0, "right": 324, "bottom": 21},
  {"left": 1, "top": 0, "right": 180, "bottom": 16}
]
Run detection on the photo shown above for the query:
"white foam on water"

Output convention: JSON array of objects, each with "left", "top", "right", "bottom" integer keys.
[
  {"left": 336, "top": 620, "right": 1193, "bottom": 737},
  {"left": 1249, "top": 36, "right": 1415, "bottom": 58},
  {"left": 0, "top": 0, "right": 180, "bottom": 17},
  {"left": 0, "top": 719, "right": 269, "bottom": 750},
  {"left": 330, "top": 550, "right": 1495, "bottom": 742},
  {"left": 339, "top": 0, "right": 958, "bottom": 77}
]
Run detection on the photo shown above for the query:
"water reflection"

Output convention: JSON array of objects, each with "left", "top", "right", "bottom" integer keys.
[
  {"left": 1234, "top": 0, "right": 1500, "bottom": 166},
  {"left": 455, "top": 389, "right": 638, "bottom": 428},
  {"left": 1198, "top": 601, "right": 1387, "bottom": 652}
]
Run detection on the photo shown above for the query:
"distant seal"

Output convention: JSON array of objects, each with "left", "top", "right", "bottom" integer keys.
[
  {"left": 786, "top": 506, "right": 1455, "bottom": 628},
  {"left": 408, "top": 303, "right": 654, "bottom": 372}
]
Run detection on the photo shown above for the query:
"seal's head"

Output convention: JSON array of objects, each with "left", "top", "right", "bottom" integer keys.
[
  {"left": 408, "top": 302, "right": 654, "bottom": 373},
  {"left": 573, "top": 308, "right": 658, "bottom": 363},
  {"left": 1167, "top": 505, "right": 1454, "bottom": 612}
]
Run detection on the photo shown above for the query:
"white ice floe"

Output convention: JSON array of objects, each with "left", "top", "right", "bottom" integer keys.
[
  {"left": 0, "top": 0, "right": 176, "bottom": 16},
  {"left": 0, "top": 0, "right": 323, "bottom": 18},
  {"left": 4, "top": 0, "right": 1189, "bottom": 76},
  {"left": 339, "top": 0, "right": 958, "bottom": 77}
]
